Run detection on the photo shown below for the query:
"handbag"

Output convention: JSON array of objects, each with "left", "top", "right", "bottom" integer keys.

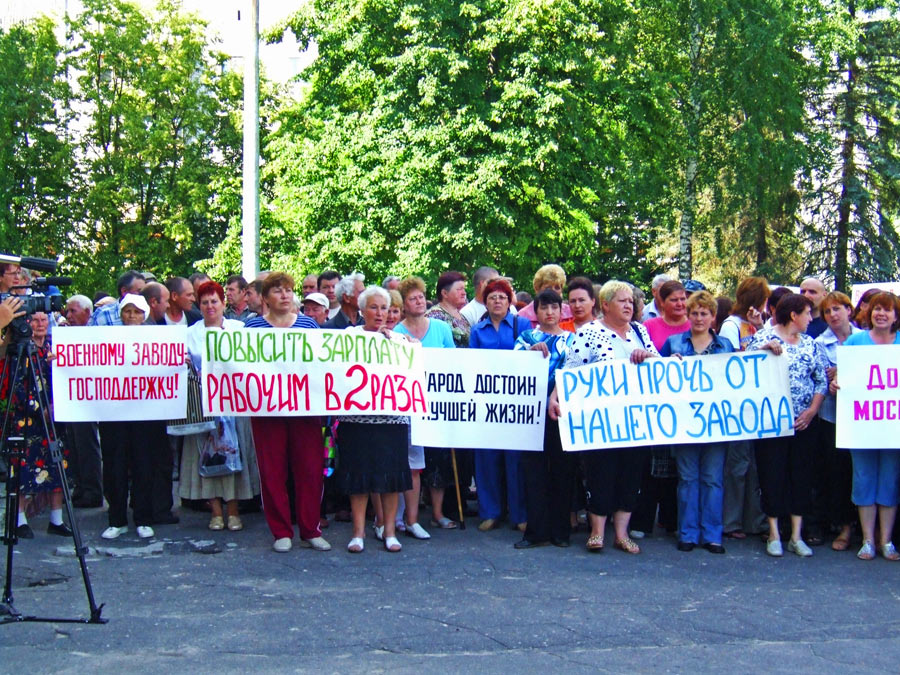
[
  {"left": 167, "top": 360, "right": 216, "bottom": 436},
  {"left": 198, "top": 417, "right": 243, "bottom": 477}
]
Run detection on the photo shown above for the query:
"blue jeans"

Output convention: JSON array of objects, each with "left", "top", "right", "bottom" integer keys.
[
  {"left": 475, "top": 449, "right": 526, "bottom": 524},
  {"left": 675, "top": 443, "right": 726, "bottom": 545},
  {"left": 850, "top": 450, "right": 900, "bottom": 506}
]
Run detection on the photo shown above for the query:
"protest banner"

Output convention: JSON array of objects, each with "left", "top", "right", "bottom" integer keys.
[
  {"left": 52, "top": 326, "right": 188, "bottom": 422},
  {"left": 835, "top": 345, "right": 900, "bottom": 449},
  {"left": 558, "top": 352, "right": 794, "bottom": 451},
  {"left": 201, "top": 328, "right": 427, "bottom": 416},
  {"left": 410, "top": 348, "right": 549, "bottom": 451},
  {"left": 851, "top": 282, "right": 900, "bottom": 306}
]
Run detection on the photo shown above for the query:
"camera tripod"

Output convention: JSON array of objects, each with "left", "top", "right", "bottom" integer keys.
[{"left": 1, "top": 337, "right": 106, "bottom": 624}]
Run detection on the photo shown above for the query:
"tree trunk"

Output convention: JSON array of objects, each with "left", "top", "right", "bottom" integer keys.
[
  {"left": 678, "top": 10, "right": 703, "bottom": 281},
  {"left": 835, "top": 1, "right": 857, "bottom": 292}
]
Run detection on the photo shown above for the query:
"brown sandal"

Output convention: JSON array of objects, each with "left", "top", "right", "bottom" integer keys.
[
  {"left": 614, "top": 537, "right": 641, "bottom": 554},
  {"left": 586, "top": 534, "right": 604, "bottom": 552},
  {"left": 831, "top": 534, "right": 851, "bottom": 551}
]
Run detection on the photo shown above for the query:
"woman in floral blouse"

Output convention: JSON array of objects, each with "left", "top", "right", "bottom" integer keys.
[{"left": 748, "top": 293, "right": 827, "bottom": 558}]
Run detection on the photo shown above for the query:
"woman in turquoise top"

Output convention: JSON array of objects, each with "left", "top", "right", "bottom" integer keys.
[
  {"left": 512, "top": 289, "right": 576, "bottom": 548},
  {"left": 392, "top": 277, "right": 455, "bottom": 538},
  {"left": 839, "top": 292, "right": 900, "bottom": 561}
]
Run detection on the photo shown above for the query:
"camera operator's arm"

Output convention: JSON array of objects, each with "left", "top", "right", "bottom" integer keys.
[{"left": 0, "top": 296, "right": 26, "bottom": 358}]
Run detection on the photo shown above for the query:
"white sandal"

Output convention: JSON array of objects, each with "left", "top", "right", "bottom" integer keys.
[
  {"left": 347, "top": 537, "right": 364, "bottom": 553},
  {"left": 384, "top": 536, "right": 402, "bottom": 552}
]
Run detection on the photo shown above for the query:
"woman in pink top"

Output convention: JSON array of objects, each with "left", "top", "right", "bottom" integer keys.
[{"left": 643, "top": 280, "right": 689, "bottom": 351}]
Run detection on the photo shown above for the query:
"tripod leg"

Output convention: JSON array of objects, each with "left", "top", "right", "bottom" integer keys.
[{"left": 25, "top": 346, "right": 106, "bottom": 623}]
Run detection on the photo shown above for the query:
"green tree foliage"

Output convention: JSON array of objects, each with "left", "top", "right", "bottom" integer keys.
[
  {"left": 0, "top": 17, "right": 75, "bottom": 261},
  {"left": 804, "top": 0, "right": 900, "bottom": 290},
  {"left": 265, "top": 0, "right": 665, "bottom": 290},
  {"left": 64, "top": 0, "right": 243, "bottom": 293}
]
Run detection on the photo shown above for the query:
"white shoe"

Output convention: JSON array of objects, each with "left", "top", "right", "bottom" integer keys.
[
  {"left": 347, "top": 537, "right": 364, "bottom": 553},
  {"left": 629, "top": 530, "right": 645, "bottom": 539},
  {"left": 373, "top": 524, "right": 384, "bottom": 541},
  {"left": 101, "top": 526, "right": 128, "bottom": 540},
  {"left": 405, "top": 522, "right": 431, "bottom": 540},
  {"left": 300, "top": 536, "right": 332, "bottom": 551},
  {"left": 136, "top": 526, "right": 154, "bottom": 539},
  {"left": 788, "top": 539, "right": 813, "bottom": 557},
  {"left": 272, "top": 537, "right": 292, "bottom": 552},
  {"left": 384, "top": 535, "right": 402, "bottom": 552},
  {"left": 766, "top": 539, "right": 784, "bottom": 557}
]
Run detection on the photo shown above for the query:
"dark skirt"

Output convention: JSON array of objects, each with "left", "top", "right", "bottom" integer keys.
[{"left": 336, "top": 422, "right": 412, "bottom": 495}]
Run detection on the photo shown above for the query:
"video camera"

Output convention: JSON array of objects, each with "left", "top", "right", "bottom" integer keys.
[{"left": 0, "top": 253, "right": 71, "bottom": 341}]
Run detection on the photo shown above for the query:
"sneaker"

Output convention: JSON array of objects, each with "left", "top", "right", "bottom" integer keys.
[
  {"left": 766, "top": 539, "right": 784, "bottom": 557},
  {"left": 300, "top": 536, "right": 332, "bottom": 551},
  {"left": 788, "top": 539, "right": 813, "bottom": 557},
  {"left": 136, "top": 526, "right": 155, "bottom": 539},
  {"left": 272, "top": 537, "right": 292, "bottom": 552},
  {"left": 405, "top": 522, "right": 431, "bottom": 540},
  {"left": 101, "top": 526, "right": 128, "bottom": 540}
]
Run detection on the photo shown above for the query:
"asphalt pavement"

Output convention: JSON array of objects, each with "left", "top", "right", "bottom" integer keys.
[{"left": 2, "top": 499, "right": 900, "bottom": 674}]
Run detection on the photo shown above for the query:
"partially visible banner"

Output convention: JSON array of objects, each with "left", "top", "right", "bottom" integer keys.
[
  {"left": 558, "top": 352, "right": 794, "bottom": 451},
  {"left": 410, "top": 348, "right": 548, "bottom": 451},
  {"left": 836, "top": 345, "right": 900, "bottom": 449},
  {"left": 851, "top": 282, "right": 900, "bottom": 306},
  {"left": 202, "top": 328, "right": 427, "bottom": 416},
  {"left": 52, "top": 326, "right": 188, "bottom": 422}
]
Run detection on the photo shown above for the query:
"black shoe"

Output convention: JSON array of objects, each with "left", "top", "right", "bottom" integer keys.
[
  {"left": 677, "top": 541, "right": 695, "bottom": 552},
  {"left": 514, "top": 538, "right": 549, "bottom": 549},
  {"left": 551, "top": 538, "right": 571, "bottom": 548},
  {"left": 47, "top": 522, "right": 73, "bottom": 536},
  {"left": 152, "top": 513, "right": 180, "bottom": 525},
  {"left": 703, "top": 543, "right": 726, "bottom": 554},
  {"left": 16, "top": 524, "right": 34, "bottom": 539}
]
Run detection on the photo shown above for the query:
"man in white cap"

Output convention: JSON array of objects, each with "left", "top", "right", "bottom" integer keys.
[{"left": 302, "top": 292, "right": 329, "bottom": 326}]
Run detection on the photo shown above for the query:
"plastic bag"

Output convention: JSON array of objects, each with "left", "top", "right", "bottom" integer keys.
[{"left": 198, "top": 417, "right": 243, "bottom": 478}]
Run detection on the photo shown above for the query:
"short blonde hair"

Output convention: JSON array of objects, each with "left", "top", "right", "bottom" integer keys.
[
  {"left": 397, "top": 276, "right": 426, "bottom": 301},
  {"left": 532, "top": 264, "right": 566, "bottom": 293},
  {"left": 597, "top": 280, "right": 633, "bottom": 304},
  {"left": 686, "top": 290, "right": 717, "bottom": 315},
  {"left": 388, "top": 289, "right": 402, "bottom": 308}
]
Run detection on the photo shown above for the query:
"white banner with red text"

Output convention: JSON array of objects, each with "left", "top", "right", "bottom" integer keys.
[
  {"left": 201, "top": 328, "right": 427, "bottom": 416},
  {"left": 558, "top": 352, "right": 794, "bottom": 451},
  {"left": 52, "top": 326, "right": 188, "bottom": 422},
  {"left": 410, "top": 348, "right": 549, "bottom": 451},
  {"left": 836, "top": 345, "right": 900, "bottom": 449}
]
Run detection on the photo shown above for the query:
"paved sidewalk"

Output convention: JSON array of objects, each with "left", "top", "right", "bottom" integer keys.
[{"left": 2, "top": 503, "right": 900, "bottom": 673}]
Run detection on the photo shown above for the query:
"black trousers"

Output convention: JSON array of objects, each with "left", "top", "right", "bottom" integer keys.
[
  {"left": 584, "top": 447, "right": 648, "bottom": 516},
  {"left": 631, "top": 450, "right": 678, "bottom": 534},
  {"left": 66, "top": 421, "right": 103, "bottom": 502},
  {"left": 755, "top": 426, "right": 815, "bottom": 519},
  {"left": 100, "top": 421, "right": 169, "bottom": 527},
  {"left": 521, "top": 418, "right": 576, "bottom": 543}
]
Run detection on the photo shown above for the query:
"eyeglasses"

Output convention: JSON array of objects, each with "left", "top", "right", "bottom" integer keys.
[
  {"left": 3, "top": 269, "right": 22, "bottom": 277},
  {"left": 486, "top": 294, "right": 508, "bottom": 302}
]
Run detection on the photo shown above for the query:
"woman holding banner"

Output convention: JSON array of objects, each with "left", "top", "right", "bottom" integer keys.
[
  {"left": 748, "top": 293, "right": 827, "bottom": 557},
  {"left": 99, "top": 295, "right": 168, "bottom": 540},
  {"left": 814, "top": 292, "right": 862, "bottom": 551},
  {"left": 423, "top": 271, "right": 472, "bottom": 529},
  {"left": 181, "top": 281, "right": 260, "bottom": 532},
  {"left": 660, "top": 291, "right": 732, "bottom": 554},
  {"left": 244, "top": 273, "right": 329, "bottom": 554},
  {"left": 551, "top": 280, "right": 657, "bottom": 554},
  {"left": 337, "top": 285, "right": 413, "bottom": 553},
  {"left": 469, "top": 278, "right": 533, "bottom": 533},
  {"left": 839, "top": 292, "right": 900, "bottom": 561},
  {"left": 513, "top": 289, "right": 576, "bottom": 548},
  {"left": 394, "top": 276, "right": 456, "bottom": 535}
]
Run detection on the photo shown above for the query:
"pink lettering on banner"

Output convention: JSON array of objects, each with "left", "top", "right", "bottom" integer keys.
[{"left": 855, "top": 399, "right": 900, "bottom": 421}]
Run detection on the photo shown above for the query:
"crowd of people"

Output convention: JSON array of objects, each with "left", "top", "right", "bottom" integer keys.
[{"left": 1, "top": 259, "right": 898, "bottom": 562}]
